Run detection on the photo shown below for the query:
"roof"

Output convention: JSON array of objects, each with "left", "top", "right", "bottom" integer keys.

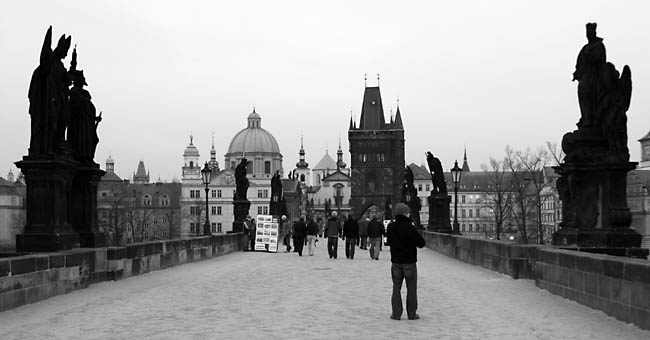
[
  {"left": 313, "top": 152, "right": 337, "bottom": 171},
  {"left": 393, "top": 106, "right": 403, "bottom": 130},
  {"left": 101, "top": 171, "right": 123, "bottom": 182},
  {"left": 226, "top": 111, "right": 281, "bottom": 156},
  {"left": 407, "top": 163, "right": 430, "bottom": 180},
  {"left": 323, "top": 170, "right": 350, "bottom": 182},
  {"left": 0, "top": 177, "right": 21, "bottom": 196},
  {"left": 639, "top": 130, "right": 650, "bottom": 142},
  {"left": 357, "top": 87, "right": 386, "bottom": 130},
  {"left": 135, "top": 161, "right": 147, "bottom": 177}
]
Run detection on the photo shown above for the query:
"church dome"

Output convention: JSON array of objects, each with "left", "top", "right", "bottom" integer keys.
[
  {"left": 183, "top": 136, "right": 200, "bottom": 157},
  {"left": 226, "top": 109, "right": 281, "bottom": 155}
]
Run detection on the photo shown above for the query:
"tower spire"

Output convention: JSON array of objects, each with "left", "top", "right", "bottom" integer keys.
[
  {"left": 377, "top": 73, "right": 380, "bottom": 87},
  {"left": 462, "top": 146, "right": 470, "bottom": 172},
  {"left": 364, "top": 73, "right": 367, "bottom": 87}
]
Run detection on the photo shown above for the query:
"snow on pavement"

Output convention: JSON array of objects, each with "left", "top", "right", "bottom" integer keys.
[{"left": 0, "top": 240, "right": 648, "bottom": 340}]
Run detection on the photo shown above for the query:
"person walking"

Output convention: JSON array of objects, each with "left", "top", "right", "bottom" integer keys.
[
  {"left": 326, "top": 211, "right": 342, "bottom": 259},
  {"left": 387, "top": 203, "right": 425, "bottom": 321},
  {"left": 358, "top": 217, "right": 369, "bottom": 250},
  {"left": 306, "top": 216, "right": 319, "bottom": 256},
  {"left": 343, "top": 215, "right": 359, "bottom": 259},
  {"left": 367, "top": 216, "right": 385, "bottom": 260},
  {"left": 293, "top": 215, "right": 307, "bottom": 256}
]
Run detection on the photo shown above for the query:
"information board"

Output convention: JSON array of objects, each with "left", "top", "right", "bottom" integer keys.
[{"left": 254, "top": 215, "right": 279, "bottom": 252}]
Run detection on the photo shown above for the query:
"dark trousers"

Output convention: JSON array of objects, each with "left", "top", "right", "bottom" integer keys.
[
  {"left": 345, "top": 237, "right": 357, "bottom": 259},
  {"left": 294, "top": 237, "right": 305, "bottom": 255},
  {"left": 391, "top": 263, "right": 418, "bottom": 318},
  {"left": 327, "top": 237, "right": 339, "bottom": 258},
  {"left": 249, "top": 235, "right": 255, "bottom": 250},
  {"left": 359, "top": 236, "right": 368, "bottom": 249}
]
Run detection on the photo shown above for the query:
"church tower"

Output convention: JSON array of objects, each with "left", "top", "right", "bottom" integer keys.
[
  {"left": 182, "top": 135, "right": 201, "bottom": 179},
  {"left": 294, "top": 136, "right": 311, "bottom": 185},
  {"left": 348, "top": 81, "right": 405, "bottom": 219}
]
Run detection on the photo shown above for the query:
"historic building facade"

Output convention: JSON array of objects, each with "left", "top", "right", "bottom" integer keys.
[
  {"left": 348, "top": 85, "right": 405, "bottom": 219},
  {"left": 0, "top": 171, "right": 25, "bottom": 251},
  {"left": 97, "top": 157, "right": 181, "bottom": 245},
  {"left": 180, "top": 110, "right": 302, "bottom": 236}
]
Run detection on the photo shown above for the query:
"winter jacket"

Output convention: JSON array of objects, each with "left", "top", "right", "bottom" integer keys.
[
  {"left": 343, "top": 218, "right": 359, "bottom": 238},
  {"left": 326, "top": 217, "right": 342, "bottom": 237},
  {"left": 307, "top": 220, "right": 319, "bottom": 235},
  {"left": 293, "top": 220, "right": 307, "bottom": 238},
  {"left": 367, "top": 219, "right": 385, "bottom": 238},
  {"left": 387, "top": 215, "right": 425, "bottom": 264}
]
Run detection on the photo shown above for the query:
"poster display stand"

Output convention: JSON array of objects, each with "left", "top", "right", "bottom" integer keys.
[{"left": 254, "top": 215, "right": 279, "bottom": 252}]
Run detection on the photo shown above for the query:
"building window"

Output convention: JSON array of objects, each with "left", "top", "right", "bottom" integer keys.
[
  {"left": 476, "top": 209, "right": 480, "bottom": 217},
  {"left": 418, "top": 184, "right": 423, "bottom": 191},
  {"left": 263, "top": 206, "right": 269, "bottom": 214},
  {"left": 143, "top": 194, "right": 152, "bottom": 206},
  {"left": 300, "top": 174, "right": 305, "bottom": 182},
  {"left": 189, "top": 161, "right": 194, "bottom": 168},
  {"left": 190, "top": 222, "right": 195, "bottom": 233},
  {"left": 264, "top": 161, "right": 271, "bottom": 174},
  {"left": 217, "top": 206, "right": 222, "bottom": 215},
  {"left": 231, "top": 161, "right": 236, "bottom": 169},
  {"left": 425, "top": 184, "right": 430, "bottom": 192},
  {"left": 211, "top": 190, "right": 217, "bottom": 198},
  {"left": 461, "top": 224, "right": 465, "bottom": 231},
  {"left": 461, "top": 209, "right": 466, "bottom": 217},
  {"left": 461, "top": 195, "right": 466, "bottom": 203},
  {"left": 263, "top": 190, "right": 269, "bottom": 198},
  {"left": 217, "top": 223, "right": 222, "bottom": 233},
  {"left": 258, "top": 206, "right": 263, "bottom": 215},
  {"left": 153, "top": 217, "right": 158, "bottom": 225},
  {"left": 469, "top": 224, "right": 473, "bottom": 231},
  {"left": 211, "top": 206, "right": 216, "bottom": 215},
  {"left": 258, "top": 190, "right": 263, "bottom": 198},
  {"left": 469, "top": 209, "right": 473, "bottom": 217},
  {"left": 190, "top": 190, "right": 201, "bottom": 199},
  {"left": 217, "top": 189, "right": 222, "bottom": 198},
  {"left": 211, "top": 223, "right": 216, "bottom": 233}
]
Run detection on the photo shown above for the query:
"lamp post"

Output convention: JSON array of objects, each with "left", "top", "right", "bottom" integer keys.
[
  {"left": 201, "top": 162, "right": 212, "bottom": 236},
  {"left": 451, "top": 160, "right": 463, "bottom": 234}
]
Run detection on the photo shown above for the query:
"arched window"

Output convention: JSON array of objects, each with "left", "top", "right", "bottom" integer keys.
[
  {"left": 189, "top": 161, "right": 194, "bottom": 168},
  {"left": 300, "top": 174, "right": 305, "bottom": 182},
  {"left": 143, "top": 194, "right": 152, "bottom": 206}
]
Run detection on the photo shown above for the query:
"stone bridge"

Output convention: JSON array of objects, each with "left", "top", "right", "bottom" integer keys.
[{"left": 0, "top": 232, "right": 649, "bottom": 339}]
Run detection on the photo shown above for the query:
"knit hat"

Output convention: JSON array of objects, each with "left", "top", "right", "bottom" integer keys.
[{"left": 394, "top": 203, "right": 410, "bottom": 217}]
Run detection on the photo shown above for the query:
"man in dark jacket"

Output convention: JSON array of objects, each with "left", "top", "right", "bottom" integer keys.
[
  {"left": 306, "top": 216, "right": 319, "bottom": 256},
  {"left": 387, "top": 203, "right": 425, "bottom": 321},
  {"left": 326, "top": 211, "right": 342, "bottom": 258},
  {"left": 367, "top": 216, "right": 385, "bottom": 260},
  {"left": 292, "top": 216, "right": 308, "bottom": 256},
  {"left": 343, "top": 215, "right": 359, "bottom": 259}
]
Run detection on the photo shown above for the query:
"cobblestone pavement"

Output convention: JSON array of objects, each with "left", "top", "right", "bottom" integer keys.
[{"left": 0, "top": 240, "right": 648, "bottom": 340}]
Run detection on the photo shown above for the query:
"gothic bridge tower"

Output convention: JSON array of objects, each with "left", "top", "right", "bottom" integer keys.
[{"left": 348, "top": 84, "right": 404, "bottom": 219}]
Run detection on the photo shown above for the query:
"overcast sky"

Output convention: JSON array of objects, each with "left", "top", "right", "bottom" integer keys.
[{"left": 2, "top": 1, "right": 649, "bottom": 181}]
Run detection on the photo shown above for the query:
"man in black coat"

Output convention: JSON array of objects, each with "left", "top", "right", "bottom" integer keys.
[
  {"left": 367, "top": 216, "right": 385, "bottom": 260},
  {"left": 343, "top": 215, "right": 359, "bottom": 259},
  {"left": 387, "top": 203, "right": 425, "bottom": 321},
  {"left": 292, "top": 216, "right": 308, "bottom": 256}
]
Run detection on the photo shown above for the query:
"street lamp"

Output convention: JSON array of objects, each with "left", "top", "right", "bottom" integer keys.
[
  {"left": 201, "top": 162, "right": 212, "bottom": 236},
  {"left": 451, "top": 160, "right": 463, "bottom": 234}
]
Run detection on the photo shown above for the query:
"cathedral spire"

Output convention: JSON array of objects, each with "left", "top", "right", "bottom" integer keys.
[
  {"left": 336, "top": 136, "right": 346, "bottom": 170},
  {"left": 462, "top": 147, "right": 470, "bottom": 172},
  {"left": 296, "top": 135, "right": 309, "bottom": 169}
]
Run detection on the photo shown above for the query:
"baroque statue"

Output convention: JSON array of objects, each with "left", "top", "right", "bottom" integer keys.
[
  {"left": 67, "top": 48, "right": 102, "bottom": 163},
  {"left": 28, "top": 26, "right": 71, "bottom": 155},
  {"left": 234, "top": 158, "right": 249, "bottom": 200},
  {"left": 426, "top": 151, "right": 447, "bottom": 195},
  {"left": 564, "top": 22, "right": 632, "bottom": 162}
]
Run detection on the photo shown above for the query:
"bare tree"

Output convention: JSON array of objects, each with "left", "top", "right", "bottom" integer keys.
[
  {"left": 183, "top": 199, "right": 205, "bottom": 237},
  {"left": 98, "top": 185, "right": 129, "bottom": 245},
  {"left": 546, "top": 141, "right": 565, "bottom": 166},
  {"left": 480, "top": 157, "right": 515, "bottom": 240},
  {"left": 504, "top": 146, "right": 552, "bottom": 244}
]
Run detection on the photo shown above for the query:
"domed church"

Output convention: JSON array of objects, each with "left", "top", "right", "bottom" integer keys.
[
  {"left": 225, "top": 109, "right": 283, "bottom": 177},
  {"left": 180, "top": 109, "right": 302, "bottom": 237}
]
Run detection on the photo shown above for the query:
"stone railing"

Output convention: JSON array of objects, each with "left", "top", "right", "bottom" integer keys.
[
  {"left": 421, "top": 231, "right": 650, "bottom": 330},
  {"left": 421, "top": 231, "right": 539, "bottom": 279},
  {"left": 0, "top": 233, "right": 245, "bottom": 312}
]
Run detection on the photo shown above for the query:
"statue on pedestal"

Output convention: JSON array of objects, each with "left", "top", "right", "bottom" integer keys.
[
  {"left": 28, "top": 26, "right": 72, "bottom": 156},
  {"left": 426, "top": 152, "right": 447, "bottom": 195},
  {"left": 401, "top": 166, "right": 421, "bottom": 227},
  {"left": 234, "top": 158, "right": 249, "bottom": 200}
]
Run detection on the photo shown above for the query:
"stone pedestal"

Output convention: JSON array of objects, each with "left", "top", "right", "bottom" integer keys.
[
  {"left": 232, "top": 199, "right": 251, "bottom": 233},
  {"left": 553, "top": 128, "right": 648, "bottom": 258},
  {"left": 15, "top": 156, "right": 80, "bottom": 252},
  {"left": 427, "top": 194, "right": 452, "bottom": 233},
  {"left": 71, "top": 166, "right": 106, "bottom": 247}
]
